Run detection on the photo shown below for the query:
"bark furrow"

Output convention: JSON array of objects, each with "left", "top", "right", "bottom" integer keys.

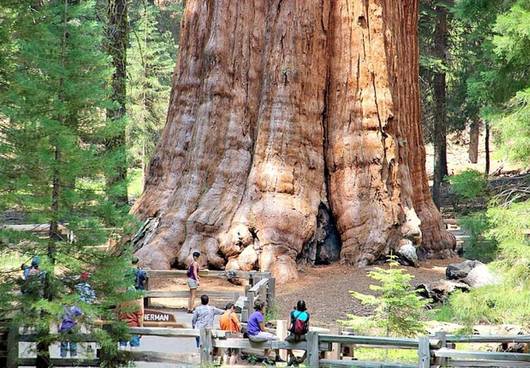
[{"left": 132, "top": 0, "right": 455, "bottom": 283}]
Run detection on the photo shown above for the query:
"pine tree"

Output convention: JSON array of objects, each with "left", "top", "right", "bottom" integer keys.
[
  {"left": 0, "top": 1, "right": 138, "bottom": 366},
  {"left": 343, "top": 259, "right": 427, "bottom": 337},
  {"left": 127, "top": 1, "right": 176, "bottom": 189},
  {"left": 105, "top": 0, "right": 129, "bottom": 208}
]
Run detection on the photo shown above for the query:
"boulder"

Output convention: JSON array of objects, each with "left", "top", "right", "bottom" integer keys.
[
  {"left": 446, "top": 260, "right": 482, "bottom": 280},
  {"left": 396, "top": 239, "right": 419, "bottom": 267},
  {"left": 416, "top": 279, "right": 470, "bottom": 303},
  {"left": 463, "top": 263, "right": 500, "bottom": 288}
]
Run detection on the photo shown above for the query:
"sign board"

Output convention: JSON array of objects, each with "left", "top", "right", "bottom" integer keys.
[{"left": 143, "top": 309, "right": 181, "bottom": 327}]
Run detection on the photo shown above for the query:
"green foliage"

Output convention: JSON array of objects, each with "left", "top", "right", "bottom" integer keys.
[
  {"left": 0, "top": 1, "right": 137, "bottom": 365},
  {"left": 447, "top": 169, "right": 488, "bottom": 200},
  {"left": 353, "top": 348, "right": 418, "bottom": 364},
  {"left": 342, "top": 260, "right": 427, "bottom": 337},
  {"left": 459, "top": 212, "right": 498, "bottom": 262},
  {"left": 452, "top": 0, "right": 530, "bottom": 166},
  {"left": 447, "top": 200, "right": 530, "bottom": 330},
  {"left": 127, "top": 2, "right": 177, "bottom": 190},
  {"left": 264, "top": 302, "right": 280, "bottom": 322}
]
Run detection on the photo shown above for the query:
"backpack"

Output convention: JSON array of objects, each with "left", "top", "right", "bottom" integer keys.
[
  {"left": 134, "top": 268, "right": 147, "bottom": 290},
  {"left": 292, "top": 311, "right": 309, "bottom": 335}
]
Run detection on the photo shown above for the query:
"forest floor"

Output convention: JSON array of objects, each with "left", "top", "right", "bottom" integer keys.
[
  {"left": 275, "top": 258, "right": 462, "bottom": 327},
  {"left": 147, "top": 256, "right": 462, "bottom": 328}
]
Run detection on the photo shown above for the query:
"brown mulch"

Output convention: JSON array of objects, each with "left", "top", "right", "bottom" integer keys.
[{"left": 275, "top": 257, "right": 462, "bottom": 328}]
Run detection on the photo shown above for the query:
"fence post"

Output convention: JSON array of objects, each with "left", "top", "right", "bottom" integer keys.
[
  {"left": 266, "top": 277, "right": 275, "bottom": 309},
  {"left": 143, "top": 276, "right": 150, "bottom": 308},
  {"left": 276, "top": 320, "right": 288, "bottom": 361},
  {"left": 307, "top": 331, "right": 320, "bottom": 367},
  {"left": 241, "top": 285, "right": 250, "bottom": 322},
  {"left": 249, "top": 270, "right": 256, "bottom": 287},
  {"left": 200, "top": 328, "right": 213, "bottom": 365},
  {"left": 434, "top": 331, "right": 447, "bottom": 366},
  {"left": 6, "top": 325, "right": 19, "bottom": 368},
  {"left": 326, "top": 326, "right": 342, "bottom": 360},
  {"left": 418, "top": 336, "right": 431, "bottom": 368}
]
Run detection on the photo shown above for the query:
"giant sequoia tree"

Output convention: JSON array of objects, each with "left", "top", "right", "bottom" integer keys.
[{"left": 132, "top": 0, "right": 455, "bottom": 283}]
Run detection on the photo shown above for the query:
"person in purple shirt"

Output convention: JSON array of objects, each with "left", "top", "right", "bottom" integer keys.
[
  {"left": 247, "top": 301, "right": 280, "bottom": 363},
  {"left": 59, "top": 305, "right": 83, "bottom": 357}
]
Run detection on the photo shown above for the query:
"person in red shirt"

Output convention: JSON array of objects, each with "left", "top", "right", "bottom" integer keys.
[{"left": 219, "top": 302, "right": 241, "bottom": 365}]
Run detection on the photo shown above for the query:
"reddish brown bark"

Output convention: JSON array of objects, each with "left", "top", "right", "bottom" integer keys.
[
  {"left": 132, "top": 0, "right": 455, "bottom": 283},
  {"left": 469, "top": 120, "right": 480, "bottom": 164}
]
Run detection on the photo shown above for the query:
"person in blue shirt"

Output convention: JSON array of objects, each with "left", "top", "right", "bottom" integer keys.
[
  {"left": 247, "top": 301, "right": 280, "bottom": 363},
  {"left": 59, "top": 305, "right": 83, "bottom": 358},
  {"left": 285, "top": 300, "right": 310, "bottom": 366},
  {"left": 131, "top": 256, "right": 148, "bottom": 290}
]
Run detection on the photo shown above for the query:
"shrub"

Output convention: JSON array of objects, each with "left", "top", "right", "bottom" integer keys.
[
  {"left": 459, "top": 212, "right": 498, "bottom": 262},
  {"left": 447, "top": 169, "right": 488, "bottom": 200},
  {"left": 341, "top": 259, "right": 427, "bottom": 337},
  {"left": 448, "top": 200, "right": 530, "bottom": 330}
]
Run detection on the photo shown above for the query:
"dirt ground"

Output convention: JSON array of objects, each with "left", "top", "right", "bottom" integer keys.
[
  {"left": 147, "top": 257, "right": 461, "bottom": 328},
  {"left": 275, "top": 258, "right": 462, "bottom": 328}
]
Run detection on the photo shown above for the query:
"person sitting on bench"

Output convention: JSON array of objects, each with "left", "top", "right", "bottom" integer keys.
[
  {"left": 285, "top": 300, "right": 310, "bottom": 366},
  {"left": 247, "top": 301, "right": 282, "bottom": 364}
]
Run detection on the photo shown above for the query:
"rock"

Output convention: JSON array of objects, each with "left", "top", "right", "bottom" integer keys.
[
  {"left": 462, "top": 263, "right": 500, "bottom": 288},
  {"left": 237, "top": 245, "right": 259, "bottom": 271},
  {"left": 396, "top": 239, "right": 418, "bottom": 267},
  {"left": 416, "top": 279, "right": 470, "bottom": 303},
  {"left": 446, "top": 260, "right": 482, "bottom": 280},
  {"left": 498, "top": 342, "right": 528, "bottom": 353}
]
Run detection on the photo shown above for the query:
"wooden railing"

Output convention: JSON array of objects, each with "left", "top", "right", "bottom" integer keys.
[
  {"left": 143, "top": 269, "right": 275, "bottom": 311},
  {"left": 144, "top": 269, "right": 276, "bottom": 323},
  {"left": 5, "top": 325, "right": 530, "bottom": 367}
]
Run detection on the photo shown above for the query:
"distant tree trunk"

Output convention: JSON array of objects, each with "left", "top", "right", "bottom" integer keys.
[
  {"left": 106, "top": 0, "right": 128, "bottom": 206},
  {"left": 485, "top": 121, "right": 490, "bottom": 175},
  {"left": 468, "top": 119, "right": 480, "bottom": 163},
  {"left": 432, "top": 0, "right": 449, "bottom": 208},
  {"left": 132, "top": 0, "right": 455, "bottom": 283}
]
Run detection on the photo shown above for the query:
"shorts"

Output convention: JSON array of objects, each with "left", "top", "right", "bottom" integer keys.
[
  {"left": 254, "top": 331, "right": 278, "bottom": 341},
  {"left": 187, "top": 278, "right": 198, "bottom": 290}
]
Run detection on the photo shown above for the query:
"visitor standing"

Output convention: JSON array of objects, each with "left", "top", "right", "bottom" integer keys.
[
  {"left": 191, "top": 295, "right": 224, "bottom": 348},
  {"left": 118, "top": 296, "right": 144, "bottom": 349},
  {"left": 119, "top": 257, "right": 146, "bottom": 349},
  {"left": 59, "top": 305, "right": 83, "bottom": 358},
  {"left": 132, "top": 256, "right": 148, "bottom": 290},
  {"left": 187, "top": 251, "right": 201, "bottom": 313},
  {"left": 75, "top": 272, "right": 96, "bottom": 304},
  {"left": 219, "top": 302, "right": 241, "bottom": 365}
]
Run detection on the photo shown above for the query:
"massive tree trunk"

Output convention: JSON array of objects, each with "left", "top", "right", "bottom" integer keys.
[{"left": 132, "top": 0, "right": 455, "bottom": 283}]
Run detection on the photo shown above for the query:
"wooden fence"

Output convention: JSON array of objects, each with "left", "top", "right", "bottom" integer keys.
[
  {"left": 6, "top": 325, "right": 530, "bottom": 367},
  {"left": 144, "top": 269, "right": 275, "bottom": 322}
]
